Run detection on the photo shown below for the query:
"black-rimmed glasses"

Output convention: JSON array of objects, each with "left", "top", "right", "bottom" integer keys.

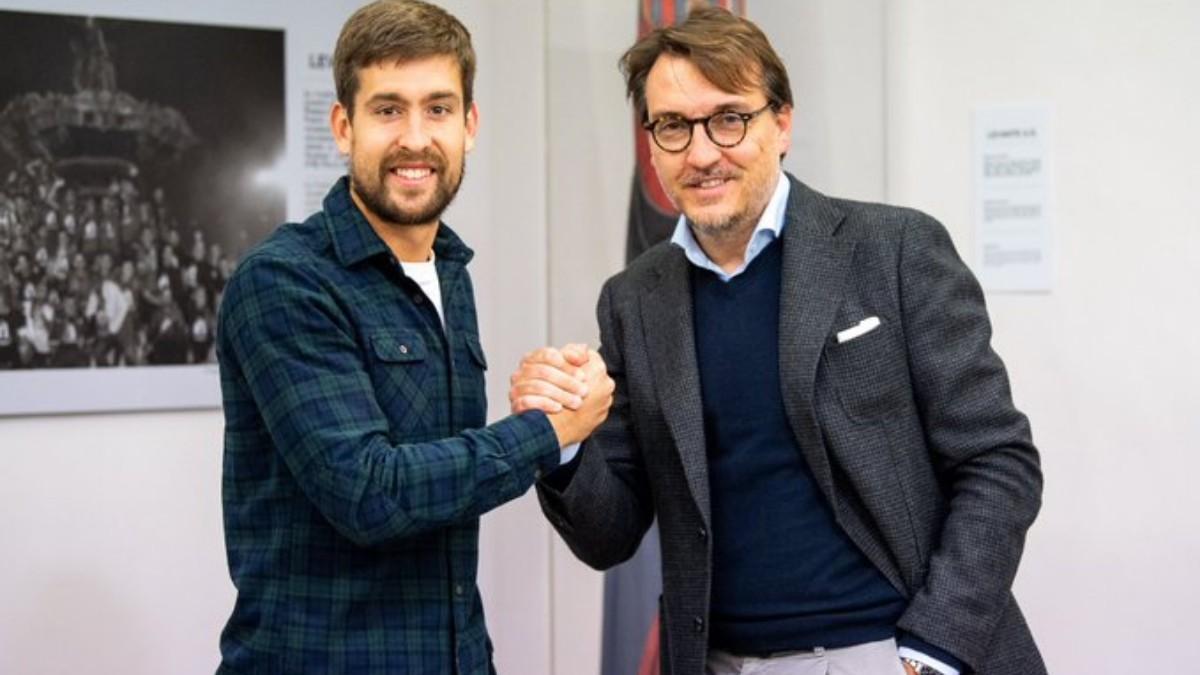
[{"left": 642, "top": 103, "right": 776, "bottom": 153}]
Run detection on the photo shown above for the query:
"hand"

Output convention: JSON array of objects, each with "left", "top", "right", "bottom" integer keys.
[
  {"left": 900, "top": 659, "right": 940, "bottom": 675},
  {"left": 509, "top": 343, "right": 591, "bottom": 414},
  {"left": 509, "top": 344, "right": 613, "bottom": 447},
  {"left": 544, "top": 348, "right": 614, "bottom": 447}
]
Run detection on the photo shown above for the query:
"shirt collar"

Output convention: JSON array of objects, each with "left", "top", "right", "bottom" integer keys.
[
  {"left": 670, "top": 171, "right": 790, "bottom": 281},
  {"left": 322, "top": 176, "right": 474, "bottom": 268}
]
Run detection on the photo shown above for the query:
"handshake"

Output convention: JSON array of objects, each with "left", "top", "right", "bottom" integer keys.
[{"left": 508, "top": 343, "right": 615, "bottom": 448}]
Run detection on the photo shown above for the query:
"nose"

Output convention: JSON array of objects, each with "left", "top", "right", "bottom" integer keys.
[
  {"left": 684, "top": 123, "right": 722, "bottom": 169},
  {"left": 396, "top": 114, "right": 432, "bottom": 151}
]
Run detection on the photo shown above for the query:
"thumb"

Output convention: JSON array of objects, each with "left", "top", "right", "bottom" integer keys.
[{"left": 561, "top": 342, "right": 590, "bottom": 367}]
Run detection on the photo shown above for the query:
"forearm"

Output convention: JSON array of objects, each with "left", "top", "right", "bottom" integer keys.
[
  {"left": 290, "top": 410, "right": 561, "bottom": 547},
  {"left": 537, "top": 399, "right": 654, "bottom": 570}
]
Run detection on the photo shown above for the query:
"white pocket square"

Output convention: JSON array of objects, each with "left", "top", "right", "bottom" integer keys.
[{"left": 836, "top": 316, "right": 881, "bottom": 344}]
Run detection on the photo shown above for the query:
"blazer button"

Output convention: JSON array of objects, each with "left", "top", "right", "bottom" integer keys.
[
  {"left": 693, "top": 616, "right": 704, "bottom": 633},
  {"left": 697, "top": 527, "right": 707, "bottom": 540}
]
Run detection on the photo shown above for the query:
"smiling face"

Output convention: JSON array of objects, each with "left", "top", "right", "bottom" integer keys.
[
  {"left": 331, "top": 55, "right": 478, "bottom": 232},
  {"left": 644, "top": 53, "right": 791, "bottom": 245}
]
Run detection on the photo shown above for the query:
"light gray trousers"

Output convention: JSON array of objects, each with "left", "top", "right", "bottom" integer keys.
[{"left": 706, "top": 638, "right": 908, "bottom": 675}]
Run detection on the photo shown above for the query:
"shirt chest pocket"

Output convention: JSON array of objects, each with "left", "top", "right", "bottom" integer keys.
[
  {"left": 455, "top": 333, "right": 489, "bottom": 427},
  {"left": 463, "top": 334, "right": 487, "bottom": 371},
  {"left": 368, "top": 329, "right": 435, "bottom": 430}
]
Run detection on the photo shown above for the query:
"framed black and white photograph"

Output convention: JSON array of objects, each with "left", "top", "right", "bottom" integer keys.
[{"left": 0, "top": 9, "right": 284, "bottom": 415}]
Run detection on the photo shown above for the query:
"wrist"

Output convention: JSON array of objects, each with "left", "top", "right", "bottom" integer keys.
[
  {"left": 545, "top": 411, "right": 576, "bottom": 447},
  {"left": 901, "top": 658, "right": 943, "bottom": 675}
]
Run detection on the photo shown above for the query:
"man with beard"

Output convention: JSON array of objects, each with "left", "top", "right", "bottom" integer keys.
[
  {"left": 517, "top": 7, "right": 1044, "bottom": 675},
  {"left": 214, "top": 2, "right": 612, "bottom": 673}
]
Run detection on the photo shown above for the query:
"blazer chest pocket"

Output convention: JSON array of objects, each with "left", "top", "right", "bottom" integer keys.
[{"left": 821, "top": 316, "right": 910, "bottom": 423}]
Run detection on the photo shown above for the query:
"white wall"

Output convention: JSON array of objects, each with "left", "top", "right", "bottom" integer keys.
[
  {"left": 885, "top": 2, "right": 1200, "bottom": 672},
  {"left": 0, "top": 412, "right": 228, "bottom": 674}
]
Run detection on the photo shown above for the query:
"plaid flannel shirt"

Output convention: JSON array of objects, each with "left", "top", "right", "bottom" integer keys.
[{"left": 216, "top": 178, "right": 560, "bottom": 674}]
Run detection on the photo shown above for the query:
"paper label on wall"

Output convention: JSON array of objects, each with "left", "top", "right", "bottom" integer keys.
[
  {"left": 974, "top": 104, "right": 1054, "bottom": 292},
  {"left": 302, "top": 51, "right": 347, "bottom": 215}
]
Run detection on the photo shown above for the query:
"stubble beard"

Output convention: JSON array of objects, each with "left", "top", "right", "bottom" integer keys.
[
  {"left": 351, "top": 150, "right": 466, "bottom": 228},
  {"left": 680, "top": 167, "right": 776, "bottom": 245}
]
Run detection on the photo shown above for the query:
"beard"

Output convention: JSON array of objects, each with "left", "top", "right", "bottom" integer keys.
[
  {"left": 676, "top": 165, "right": 776, "bottom": 242},
  {"left": 688, "top": 203, "right": 742, "bottom": 241},
  {"left": 350, "top": 148, "right": 466, "bottom": 227}
]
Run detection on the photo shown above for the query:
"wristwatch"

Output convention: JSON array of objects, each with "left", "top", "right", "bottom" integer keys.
[{"left": 902, "top": 658, "right": 943, "bottom": 675}]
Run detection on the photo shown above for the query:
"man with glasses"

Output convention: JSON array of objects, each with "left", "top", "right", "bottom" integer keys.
[{"left": 516, "top": 7, "right": 1044, "bottom": 675}]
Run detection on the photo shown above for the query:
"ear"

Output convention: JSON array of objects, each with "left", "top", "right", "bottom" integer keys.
[
  {"left": 330, "top": 100, "right": 353, "bottom": 156},
  {"left": 464, "top": 101, "right": 480, "bottom": 154},
  {"left": 773, "top": 103, "right": 793, "bottom": 157}
]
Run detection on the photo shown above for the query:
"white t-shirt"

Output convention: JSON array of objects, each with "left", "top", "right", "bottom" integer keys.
[{"left": 399, "top": 252, "right": 444, "bottom": 327}]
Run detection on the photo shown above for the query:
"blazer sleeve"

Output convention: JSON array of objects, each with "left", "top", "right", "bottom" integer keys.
[
  {"left": 893, "top": 212, "right": 1044, "bottom": 669},
  {"left": 536, "top": 278, "right": 656, "bottom": 570}
]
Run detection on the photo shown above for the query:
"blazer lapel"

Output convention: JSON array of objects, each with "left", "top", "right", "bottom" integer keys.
[
  {"left": 778, "top": 178, "right": 855, "bottom": 508},
  {"left": 777, "top": 178, "right": 911, "bottom": 594},
  {"left": 640, "top": 246, "right": 711, "bottom": 526}
]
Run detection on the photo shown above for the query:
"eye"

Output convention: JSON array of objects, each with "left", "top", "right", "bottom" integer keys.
[
  {"left": 655, "top": 117, "right": 689, "bottom": 135},
  {"left": 374, "top": 105, "right": 402, "bottom": 117},
  {"left": 428, "top": 104, "right": 453, "bottom": 117},
  {"left": 710, "top": 111, "right": 745, "bottom": 132}
]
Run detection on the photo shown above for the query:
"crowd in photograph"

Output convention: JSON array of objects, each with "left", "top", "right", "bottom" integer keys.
[{"left": 0, "top": 159, "right": 238, "bottom": 369}]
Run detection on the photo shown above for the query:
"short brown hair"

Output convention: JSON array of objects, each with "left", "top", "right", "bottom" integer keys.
[
  {"left": 334, "top": 0, "right": 476, "bottom": 117},
  {"left": 619, "top": 6, "right": 792, "bottom": 120}
]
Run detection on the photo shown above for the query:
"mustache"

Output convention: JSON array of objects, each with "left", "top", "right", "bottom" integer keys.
[
  {"left": 384, "top": 149, "right": 446, "bottom": 172},
  {"left": 678, "top": 168, "right": 738, "bottom": 186}
]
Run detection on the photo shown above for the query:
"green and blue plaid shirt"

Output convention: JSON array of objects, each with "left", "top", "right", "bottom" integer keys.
[{"left": 216, "top": 178, "right": 560, "bottom": 674}]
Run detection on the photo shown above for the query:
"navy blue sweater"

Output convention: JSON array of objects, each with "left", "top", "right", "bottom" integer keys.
[{"left": 692, "top": 239, "right": 908, "bottom": 656}]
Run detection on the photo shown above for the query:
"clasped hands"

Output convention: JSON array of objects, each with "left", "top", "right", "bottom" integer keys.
[{"left": 509, "top": 343, "right": 614, "bottom": 447}]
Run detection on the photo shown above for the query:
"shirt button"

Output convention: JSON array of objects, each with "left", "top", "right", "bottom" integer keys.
[
  {"left": 455, "top": 584, "right": 464, "bottom": 596},
  {"left": 414, "top": 293, "right": 424, "bottom": 304},
  {"left": 399, "top": 344, "right": 409, "bottom": 354},
  {"left": 697, "top": 526, "right": 707, "bottom": 540},
  {"left": 693, "top": 616, "right": 704, "bottom": 633},
  {"left": 534, "top": 469, "right": 544, "bottom": 480}
]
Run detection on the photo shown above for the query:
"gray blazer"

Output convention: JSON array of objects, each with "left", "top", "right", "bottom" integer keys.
[{"left": 538, "top": 175, "right": 1045, "bottom": 675}]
